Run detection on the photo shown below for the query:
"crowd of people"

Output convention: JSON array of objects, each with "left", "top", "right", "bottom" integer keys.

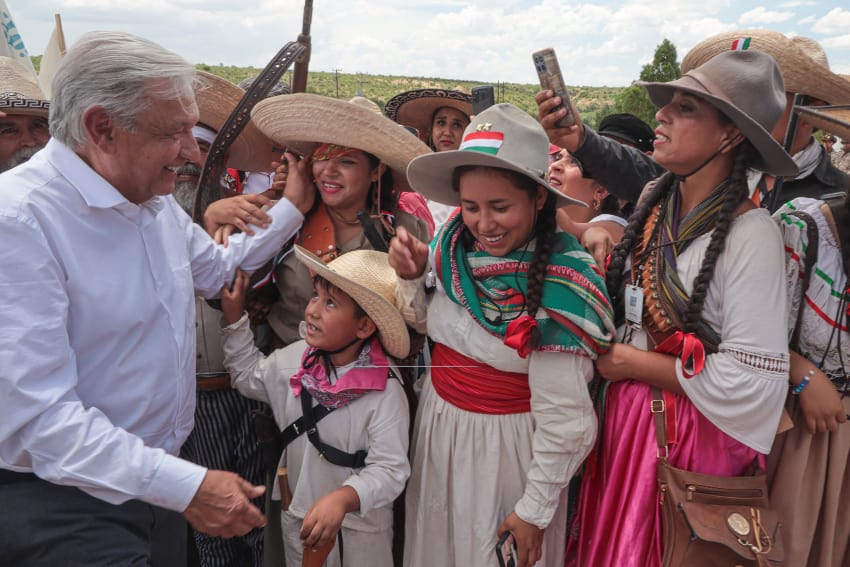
[{"left": 0, "top": 24, "right": 848, "bottom": 567}]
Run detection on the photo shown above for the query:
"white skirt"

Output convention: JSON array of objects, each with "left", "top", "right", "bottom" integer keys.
[{"left": 403, "top": 376, "right": 568, "bottom": 567}]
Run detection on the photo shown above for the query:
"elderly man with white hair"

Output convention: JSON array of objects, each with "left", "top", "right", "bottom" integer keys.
[{"left": 0, "top": 31, "right": 312, "bottom": 566}]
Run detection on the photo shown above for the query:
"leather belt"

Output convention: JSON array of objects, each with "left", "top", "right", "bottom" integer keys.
[{"left": 197, "top": 373, "right": 232, "bottom": 392}]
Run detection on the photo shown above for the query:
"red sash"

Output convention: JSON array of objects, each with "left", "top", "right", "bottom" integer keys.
[{"left": 430, "top": 343, "right": 531, "bottom": 415}]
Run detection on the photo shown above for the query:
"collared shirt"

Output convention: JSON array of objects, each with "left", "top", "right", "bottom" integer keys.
[{"left": 0, "top": 138, "right": 304, "bottom": 512}]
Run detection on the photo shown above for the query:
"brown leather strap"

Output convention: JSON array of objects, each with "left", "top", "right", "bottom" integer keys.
[
  {"left": 196, "top": 374, "right": 231, "bottom": 391},
  {"left": 651, "top": 387, "right": 668, "bottom": 459},
  {"left": 192, "top": 41, "right": 306, "bottom": 222}
]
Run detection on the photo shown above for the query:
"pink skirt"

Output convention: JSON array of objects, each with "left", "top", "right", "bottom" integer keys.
[{"left": 568, "top": 380, "right": 760, "bottom": 567}]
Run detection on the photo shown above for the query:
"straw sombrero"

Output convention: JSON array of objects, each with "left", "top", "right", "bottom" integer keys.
[
  {"left": 0, "top": 56, "right": 48, "bottom": 118},
  {"left": 407, "top": 103, "right": 586, "bottom": 208},
  {"left": 250, "top": 93, "right": 430, "bottom": 181},
  {"left": 794, "top": 105, "right": 850, "bottom": 142},
  {"left": 194, "top": 71, "right": 278, "bottom": 172},
  {"left": 348, "top": 96, "right": 382, "bottom": 115},
  {"left": 294, "top": 245, "right": 410, "bottom": 359},
  {"left": 681, "top": 30, "right": 850, "bottom": 105},
  {"left": 638, "top": 50, "right": 798, "bottom": 176},
  {"left": 385, "top": 88, "right": 472, "bottom": 144}
]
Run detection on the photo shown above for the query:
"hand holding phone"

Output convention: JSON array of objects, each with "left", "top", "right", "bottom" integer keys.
[
  {"left": 533, "top": 48, "right": 577, "bottom": 128},
  {"left": 496, "top": 531, "right": 518, "bottom": 567}
]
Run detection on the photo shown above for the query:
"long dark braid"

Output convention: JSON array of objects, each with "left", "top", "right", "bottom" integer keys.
[
  {"left": 526, "top": 193, "right": 558, "bottom": 319},
  {"left": 605, "top": 171, "right": 675, "bottom": 303},
  {"left": 680, "top": 142, "right": 754, "bottom": 331},
  {"left": 451, "top": 165, "right": 558, "bottom": 342}
]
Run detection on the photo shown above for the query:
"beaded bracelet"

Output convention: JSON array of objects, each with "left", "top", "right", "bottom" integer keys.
[{"left": 791, "top": 368, "right": 815, "bottom": 395}]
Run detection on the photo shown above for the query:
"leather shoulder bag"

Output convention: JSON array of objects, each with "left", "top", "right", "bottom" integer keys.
[{"left": 652, "top": 388, "right": 784, "bottom": 566}]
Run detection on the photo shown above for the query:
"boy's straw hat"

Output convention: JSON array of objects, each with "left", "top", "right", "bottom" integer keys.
[
  {"left": 194, "top": 71, "right": 278, "bottom": 172},
  {"left": 294, "top": 246, "right": 410, "bottom": 359},
  {"left": 0, "top": 57, "right": 49, "bottom": 118}
]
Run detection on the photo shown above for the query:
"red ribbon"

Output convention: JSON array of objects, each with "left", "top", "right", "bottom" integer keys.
[
  {"left": 504, "top": 315, "right": 538, "bottom": 359},
  {"left": 654, "top": 330, "right": 705, "bottom": 379}
]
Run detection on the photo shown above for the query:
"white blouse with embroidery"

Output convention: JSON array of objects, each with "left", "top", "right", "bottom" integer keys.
[{"left": 775, "top": 197, "right": 849, "bottom": 384}]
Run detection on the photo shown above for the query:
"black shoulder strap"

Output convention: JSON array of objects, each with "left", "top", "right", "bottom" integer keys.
[
  {"left": 278, "top": 368, "right": 402, "bottom": 468},
  {"left": 278, "top": 402, "right": 336, "bottom": 448},
  {"left": 824, "top": 192, "right": 850, "bottom": 280},
  {"left": 785, "top": 210, "right": 819, "bottom": 350},
  {"left": 299, "top": 389, "right": 368, "bottom": 469}
]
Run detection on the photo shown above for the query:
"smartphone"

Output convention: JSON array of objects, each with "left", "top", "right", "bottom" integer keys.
[
  {"left": 496, "top": 531, "right": 518, "bottom": 567},
  {"left": 472, "top": 85, "right": 496, "bottom": 115},
  {"left": 533, "top": 47, "right": 577, "bottom": 128}
]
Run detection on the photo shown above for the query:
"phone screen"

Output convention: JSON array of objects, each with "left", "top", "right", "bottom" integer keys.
[{"left": 495, "top": 532, "right": 518, "bottom": 567}]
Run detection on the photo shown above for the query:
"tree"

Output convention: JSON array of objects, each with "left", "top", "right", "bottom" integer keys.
[{"left": 609, "top": 38, "right": 681, "bottom": 128}]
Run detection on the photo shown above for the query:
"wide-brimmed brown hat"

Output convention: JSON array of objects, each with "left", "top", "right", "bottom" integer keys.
[
  {"left": 385, "top": 88, "right": 472, "bottom": 145},
  {"left": 681, "top": 30, "right": 850, "bottom": 105},
  {"left": 0, "top": 56, "right": 49, "bottom": 118},
  {"left": 294, "top": 245, "right": 410, "bottom": 359},
  {"left": 637, "top": 50, "right": 798, "bottom": 176},
  {"left": 794, "top": 105, "right": 850, "bottom": 142},
  {"left": 406, "top": 103, "right": 586, "bottom": 207},
  {"left": 250, "top": 93, "right": 430, "bottom": 181},
  {"left": 194, "top": 71, "right": 278, "bottom": 172}
]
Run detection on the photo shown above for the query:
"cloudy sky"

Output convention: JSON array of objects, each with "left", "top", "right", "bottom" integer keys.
[{"left": 11, "top": 0, "right": 850, "bottom": 88}]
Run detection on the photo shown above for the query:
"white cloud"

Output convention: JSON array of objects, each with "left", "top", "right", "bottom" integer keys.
[
  {"left": 820, "top": 35, "right": 850, "bottom": 50},
  {"left": 810, "top": 8, "right": 850, "bottom": 36},
  {"left": 10, "top": 0, "right": 850, "bottom": 88},
  {"left": 738, "top": 7, "right": 795, "bottom": 24},
  {"left": 778, "top": 0, "right": 816, "bottom": 6}
]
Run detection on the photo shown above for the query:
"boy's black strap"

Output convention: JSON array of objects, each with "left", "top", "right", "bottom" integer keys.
[
  {"left": 278, "top": 403, "right": 336, "bottom": 448},
  {"left": 299, "top": 390, "right": 368, "bottom": 469}
]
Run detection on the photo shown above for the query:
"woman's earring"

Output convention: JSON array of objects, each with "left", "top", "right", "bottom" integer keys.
[{"left": 593, "top": 195, "right": 603, "bottom": 211}]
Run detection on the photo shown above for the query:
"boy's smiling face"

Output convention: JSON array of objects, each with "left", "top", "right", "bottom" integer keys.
[{"left": 303, "top": 278, "right": 377, "bottom": 365}]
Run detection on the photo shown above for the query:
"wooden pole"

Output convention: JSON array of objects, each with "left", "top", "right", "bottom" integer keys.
[
  {"left": 291, "top": 0, "right": 313, "bottom": 93},
  {"left": 54, "top": 14, "right": 66, "bottom": 55}
]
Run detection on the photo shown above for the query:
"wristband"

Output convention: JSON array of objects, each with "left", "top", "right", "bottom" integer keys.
[{"left": 791, "top": 368, "right": 815, "bottom": 395}]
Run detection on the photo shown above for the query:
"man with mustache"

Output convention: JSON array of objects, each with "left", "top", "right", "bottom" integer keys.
[{"left": 0, "top": 57, "right": 50, "bottom": 172}]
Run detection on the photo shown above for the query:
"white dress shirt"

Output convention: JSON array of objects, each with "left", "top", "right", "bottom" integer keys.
[{"left": 0, "top": 139, "right": 304, "bottom": 512}]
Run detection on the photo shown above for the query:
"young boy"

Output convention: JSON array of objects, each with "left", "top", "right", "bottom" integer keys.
[{"left": 220, "top": 246, "right": 411, "bottom": 567}]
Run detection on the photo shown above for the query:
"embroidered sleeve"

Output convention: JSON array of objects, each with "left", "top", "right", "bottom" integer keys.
[{"left": 720, "top": 345, "right": 789, "bottom": 376}]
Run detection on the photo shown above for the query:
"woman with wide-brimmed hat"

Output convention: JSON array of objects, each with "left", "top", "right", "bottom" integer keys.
[
  {"left": 389, "top": 103, "right": 615, "bottom": 567},
  {"left": 768, "top": 104, "right": 850, "bottom": 567},
  {"left": 556, "top": 50, "right": 798, "bottom": 566},
  {"left": 386, "top": 88, "right": 473, "bottom": 229},
  {"left": 678, "top": 30, "right": 850, "bottom": 210},
  {"left": 248, "top": 93, "right": 432, "bottom": 351}
]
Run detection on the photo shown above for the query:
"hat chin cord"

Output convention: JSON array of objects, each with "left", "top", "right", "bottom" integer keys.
[{"left": 673, "top": 136, "right": 739, "bottom": 182}]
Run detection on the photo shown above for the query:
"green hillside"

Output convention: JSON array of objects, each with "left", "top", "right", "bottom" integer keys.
[
  {"left": 31, "top": 55, "right": 624, "bottom": 125},
  {"left": 197, "top": 64, "right": 623, "bottom": 125}
]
